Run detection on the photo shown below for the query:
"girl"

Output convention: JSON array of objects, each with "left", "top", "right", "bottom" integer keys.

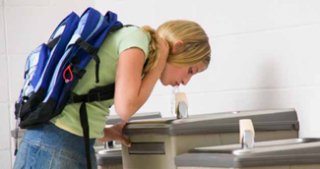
[{"left": 14, "top": 20, "right": 211, "bottom": 169}]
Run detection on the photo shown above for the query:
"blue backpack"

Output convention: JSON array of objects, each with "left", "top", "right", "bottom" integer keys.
[{"left": 14, "top": 7, "right": 122, "bottom": 169}]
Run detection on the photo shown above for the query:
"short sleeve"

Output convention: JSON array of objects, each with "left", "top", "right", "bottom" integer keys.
[{"left": 118, "top": 27, "right": 150, "bottom": 60}]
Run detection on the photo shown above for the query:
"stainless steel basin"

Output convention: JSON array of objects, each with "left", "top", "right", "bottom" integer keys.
[
  {"left": 175, "top": 138, "right": 320, "bottom": 168},
  {"left": 96, "top": 112, "right": 162, "bottom": 169},
  {"left": 192, "top": 138, "right": 320, "bottom": 154},
  {"left": 106, "top": 111, "right": 162, "bottom": 125},
  {"left": 96, "top": 148, "right": 122, "bottom": 166},
  {"left": 125, "top": 108, "right": 299, "bottom": 135}
]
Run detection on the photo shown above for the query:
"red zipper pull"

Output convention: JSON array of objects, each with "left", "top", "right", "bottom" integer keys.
[{"left": 63, "top": 65, "right": 73, "bottom": 83}]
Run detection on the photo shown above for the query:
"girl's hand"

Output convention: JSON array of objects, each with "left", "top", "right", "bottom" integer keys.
[{"left": 97, "top": 122, "right": 131, "bottom": 147}]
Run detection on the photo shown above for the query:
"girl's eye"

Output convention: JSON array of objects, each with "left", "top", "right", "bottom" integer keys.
[{"left": 188, "top": 67, "right": 193, "bottom": 75}]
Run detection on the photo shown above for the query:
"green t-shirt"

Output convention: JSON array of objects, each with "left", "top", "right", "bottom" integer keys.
[{"left": 51, "top": 26, "right": 150, "bottom": 138}]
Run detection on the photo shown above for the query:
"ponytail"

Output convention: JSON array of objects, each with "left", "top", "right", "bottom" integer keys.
[{"left": 142, "top": 26, "right": 159, "bottom": 74}]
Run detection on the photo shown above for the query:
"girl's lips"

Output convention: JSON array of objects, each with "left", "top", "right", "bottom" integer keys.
[{"left": 170, "top": 82, "right": 180, "bottom": 87}]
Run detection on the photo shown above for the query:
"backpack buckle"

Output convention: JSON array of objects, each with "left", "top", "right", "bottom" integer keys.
[
  {"left": 87, "top": 92, "right": 101, "bottom": 102},
  {"left": 68, "top": 93, "right": 80, "bottom": 103}
]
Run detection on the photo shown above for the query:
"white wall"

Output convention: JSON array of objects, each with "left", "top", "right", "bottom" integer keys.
[
  {"left": 1, "top": 0, "right": 320, "bottom": 168},
  {"left": 95, "top": 0, "right": 320, "bottom": 138}
]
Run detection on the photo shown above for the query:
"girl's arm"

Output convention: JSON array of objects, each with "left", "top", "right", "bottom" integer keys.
[{"left": 114, "top": 38, "right": 168, "bottom": 122}]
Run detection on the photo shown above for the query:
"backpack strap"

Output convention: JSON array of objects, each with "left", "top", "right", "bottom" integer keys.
[
  {"left": 79, "top": 102, "right": 91, "bottom": 169},
  {"left": 68, "top": 83, "right": 115, "bottom": 169},
  {"left": 75, "top": 38, "right": 101, "bottom": 83},
  {"left": 68, "top": 83, "right": 115, "bottom": 103}
]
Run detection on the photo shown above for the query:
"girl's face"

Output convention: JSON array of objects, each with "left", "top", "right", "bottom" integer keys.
[{"left": 160, "top": 62, "right": 207, "bottom": 86}]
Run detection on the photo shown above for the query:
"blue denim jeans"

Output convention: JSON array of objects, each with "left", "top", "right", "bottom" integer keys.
[{"left": 13, "top": 123, "right": 97, "bottom": 169}]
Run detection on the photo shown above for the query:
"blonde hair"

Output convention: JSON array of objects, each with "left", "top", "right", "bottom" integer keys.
[
  {"left": 142, "top": 26, "right": 159, "bottom": 74},
  {"left": 142, "top": 20, "right": 211, "bottom": 73}
]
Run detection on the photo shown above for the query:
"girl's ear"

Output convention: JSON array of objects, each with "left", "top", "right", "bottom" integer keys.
[{"left": 171, "top": 40, "right": 184, "bottom": 54}]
